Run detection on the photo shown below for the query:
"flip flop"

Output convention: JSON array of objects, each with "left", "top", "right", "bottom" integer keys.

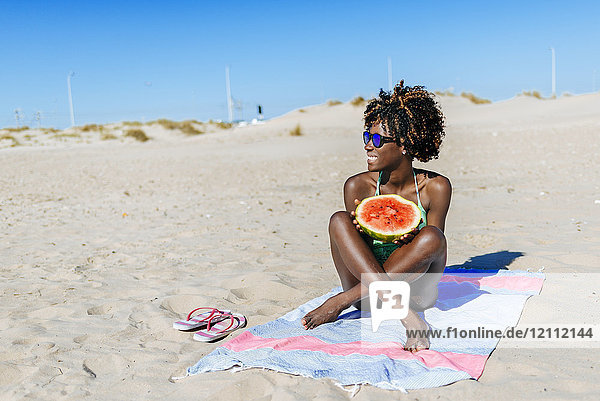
[
  {"left": 193, "top": 312, "right": 247, "bottom": 342},
  {"left": 172, "top": 307, "right": 231, "bottom": 331}
]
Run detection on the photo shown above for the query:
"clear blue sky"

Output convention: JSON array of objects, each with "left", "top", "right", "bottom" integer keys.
[{"left": 1, "top": 1, "right": 599, "bottom": 128}]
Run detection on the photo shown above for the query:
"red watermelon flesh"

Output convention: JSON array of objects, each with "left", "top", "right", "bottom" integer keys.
[{"left": 355, "top": 194, "right": 422, "bottom": 243}]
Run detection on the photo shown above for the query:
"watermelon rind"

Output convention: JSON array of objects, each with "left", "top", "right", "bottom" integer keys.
[{"left": 355, "top": 194, "right": 422, "bottom": 243}]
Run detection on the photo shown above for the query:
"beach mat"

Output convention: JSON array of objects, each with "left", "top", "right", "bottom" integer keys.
[{"left": 187, "top": 268, "right": 544, "bottom": 391}]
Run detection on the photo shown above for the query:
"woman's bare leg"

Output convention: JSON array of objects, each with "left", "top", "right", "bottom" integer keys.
[
  {"left": 384, "top": 225, "right": 446, "bottom": 351},
  {"left": 302, "top": 211, "right": 383, "bottom": 329},
  {"left": 302, "top": 211, "right": 446, "bottom": 352}
]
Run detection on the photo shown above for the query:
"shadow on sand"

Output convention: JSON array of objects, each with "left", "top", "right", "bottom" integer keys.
[
  {"left": 435, "top": 250, "right": 526, "bottom": 310},
  {"left": 446, "top": 250, "right": 525, "bottom": 272}
]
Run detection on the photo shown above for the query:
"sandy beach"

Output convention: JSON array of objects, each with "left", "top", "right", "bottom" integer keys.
[{"left": 1, "top": 93, "right": 599, "bottom": 400}]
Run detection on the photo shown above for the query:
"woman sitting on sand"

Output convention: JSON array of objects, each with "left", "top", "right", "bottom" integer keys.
[{"left": 301, "top": 81, "right": 451, "bottom": 352}]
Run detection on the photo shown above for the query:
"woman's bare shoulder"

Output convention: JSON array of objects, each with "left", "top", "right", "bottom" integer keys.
[
  {"left": 416, "top": 169, "right": 451, "bottom": 187},
  {"left": 342, "top": 171, "right": 378, "bottom": 210},
  {"left": 417, "top": 169, "right": 452, "bottom": 202},
  {"left": 344, "top": 171, "right": 378, "bottom": 194}
]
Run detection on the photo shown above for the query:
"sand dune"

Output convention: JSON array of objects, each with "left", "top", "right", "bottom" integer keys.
[{"left": 1, "top": 94, "right": 599, "bottom": 400}]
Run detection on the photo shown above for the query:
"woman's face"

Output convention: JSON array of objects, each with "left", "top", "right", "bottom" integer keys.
[{"left": 365, "top": 122, "right": 404, "bottom": 171}]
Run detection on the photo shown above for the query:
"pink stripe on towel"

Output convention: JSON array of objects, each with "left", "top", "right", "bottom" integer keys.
[
  {"left": 479, "top": 276, "right": 544, "bottom": 292},
  {"left": 440, "top": 274, "right": 543, "bottom": 292},
  {"left": 224, "top": 331, "right": 488, "bottom": 378}
]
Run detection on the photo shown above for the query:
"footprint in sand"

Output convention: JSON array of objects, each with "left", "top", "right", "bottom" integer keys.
[
  {"left": 73, "top": 334, "right": 89, "bottom": 344},
  {"left": 161, "top": 295, "right": 213, "bottom": 315},
  {"left": 128, "top": 303, "right": 166, "bottom": 330},
  {"left": 228, "top": 281, "right": 303, "bottom": 304},
  {"left": 29, "top": 342, "right": 56, "bottom": 356},
  {"left": 254, "top": 302, "right": 287, "bottom": 317},
  {"left": 86, "top": 303, "right": 117, "bottom": 316},
  {"left": 0, "top": 363, "right": 37, "bottom": 386},
  {"left": 12, "top": 326, "right": 47, "bottom": 345},
  {"left": 82, "top": 355, "right": 131, "bottom": 379},
  {"left": 28, "top": 305, "right": 73, "bottom": 320}
]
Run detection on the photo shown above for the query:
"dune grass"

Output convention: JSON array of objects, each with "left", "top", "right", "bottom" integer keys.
[
  {"left": 0, "top": 134, "right": 21, "bottom": 147},
  {"left": 207, "top": 120, "right": 233, "bottom": 129},
  {"left": 179, "top": 121, "right": 204, "bottom": 135},
  {"left": 521, "top": 90, "right": 543, "bottom": 99},
  {"left": 124, "top": 129, "right": 150, "bottom": 142},
  {"left": 3, "top": 126, "right": 30, "bottom": 133},
  {"left": 350, "top": 96, "right": 366, "bottom": 106},
  {"left": 122, "top": 121, "right": 142, "bottom": 127},
  {"left": 151, "top": 118, "right": 208, "bottom": 133},
  {"left": 434, "top": 90, "right": 491, "bottom": 104},
  {"left": 520, "top": 90, "right": 558, "bottom": 99},
  {"left": 289, "top": 124, "right": 303, "bottom": 136},
  {"left": 52, "top": 132, "right": 82, "bottom": 139},
  {"left": 434, "top": 90, "right": 456, "bottom": 97},
  {"left": 327, "top": 99, "right": 343, "bottom": 106},
  {"left": 460, "top": 92, "right": 491, "bottom": 104},
  {"left": 79, "top": 124, "right": 105, "bottom": 132},
  {"left": 101, "top": 132, "right": 118, "bottom": 140},
  {"left": 150, "top": 119, "right": 180, "bottom": 130},
  {"left": 183, "top": 119, "right": 202, "bottom": 125}
]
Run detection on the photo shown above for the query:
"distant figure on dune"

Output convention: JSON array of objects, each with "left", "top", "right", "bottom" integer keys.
[
  {"left": 302, "top": 81, "right": 452, "bottom": 352},
  {"left": 257, "top": 105, "right": 263, "bottom": 120}
]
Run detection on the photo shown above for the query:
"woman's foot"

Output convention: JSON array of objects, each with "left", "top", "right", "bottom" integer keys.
[
  {"left": 401, "top": 309, "right": 430, "bottom": 352},
  {"left": 301, "top": 294, "right": 347, "bottom": 329}
]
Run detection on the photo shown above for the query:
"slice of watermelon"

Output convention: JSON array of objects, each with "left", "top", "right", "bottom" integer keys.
[{"left": 355, "top": 194, "right": 422, "bottom": 243}]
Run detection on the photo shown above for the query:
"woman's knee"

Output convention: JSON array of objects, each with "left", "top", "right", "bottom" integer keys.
[
  {"left": 328, "top": 210, "right": 352, "bottom": 235},
  {"left": 415, "top": 226, "right": 446, "bottom": 253}
]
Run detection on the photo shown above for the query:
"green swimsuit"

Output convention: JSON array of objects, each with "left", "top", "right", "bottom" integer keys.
[{"left": 369, "top": 170, "right": 427, "bottom": 265}]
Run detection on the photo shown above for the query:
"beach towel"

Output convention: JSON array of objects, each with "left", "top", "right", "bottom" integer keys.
[{"left": 187, "top": 268, "right": 544, "bottom": 391}]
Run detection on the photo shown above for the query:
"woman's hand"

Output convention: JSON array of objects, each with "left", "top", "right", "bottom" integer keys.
[
  {"left": 350, "top": 199, "right": 364, "bottom": 234},
  {"left": 392, "top": 225, "right": 421, "bottom": 245}
]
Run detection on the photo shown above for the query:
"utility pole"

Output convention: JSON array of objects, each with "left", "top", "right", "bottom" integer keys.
[
  {"left": 67, "top": 71, "right": 75, "bottom": 126},
  {"left": 35, "top": 111, "right": 42, "bottom": 128},
  {"left": 387, "top": 56, "right": 393, "bottom": 91},
  {"left": 225, "top": 66, "right": 233, "bottom": 122},
  {"left": 14, "top": 109, "right": 22, "bottom": 128},
  {"left": 549, "top": 48, "right": 556, "bottom": 98}
]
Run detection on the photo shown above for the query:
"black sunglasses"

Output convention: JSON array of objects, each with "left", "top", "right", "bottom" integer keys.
[{"left": 363, "top": 131, "right": 396, "bottom": 148}]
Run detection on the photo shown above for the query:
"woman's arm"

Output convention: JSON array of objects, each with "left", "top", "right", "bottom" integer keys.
[
  {"left": 424, "top": 176, "right": 452, "bottom": 233},
  {"left": 343, "top": 173, "right": 373, "bottom": 213},
  {"left": 343, "top": 173, "right": 376, "bottom": 238}
]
